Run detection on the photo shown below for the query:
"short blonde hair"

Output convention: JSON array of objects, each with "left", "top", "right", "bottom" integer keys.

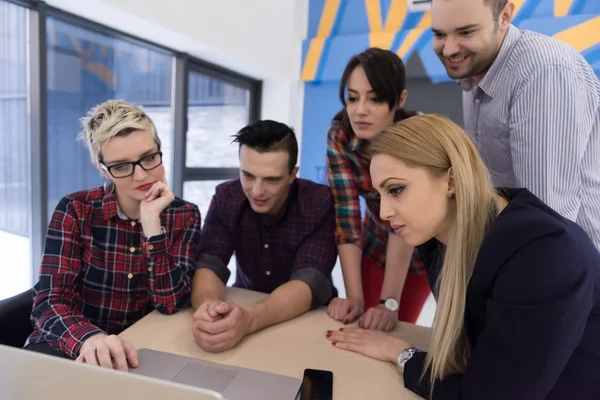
[{"left": 78, "top": 99, "right": 161, "bottom": 166}]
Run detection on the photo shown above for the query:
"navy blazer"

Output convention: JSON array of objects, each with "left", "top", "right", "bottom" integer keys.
[{"left": 405, "top": 188, "right": 600, "bottom": 399}]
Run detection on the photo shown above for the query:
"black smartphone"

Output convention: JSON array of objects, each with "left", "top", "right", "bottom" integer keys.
[{"left": 299, "top": 368, "right": 333, "bottom": 400}]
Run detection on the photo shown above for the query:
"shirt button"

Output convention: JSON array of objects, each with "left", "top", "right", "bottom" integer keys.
[
  {"left": 148, "top": 244, "right": 154, "bottom": 250},
  {"left": 265, "top": 270, "right": 271, "bottom": 276},
  {"left": 264, "top": 244, "right": 269, "bottom": 249},
  {"left": 130, "top": 221, "right": 136, "bottom": 227},
  {"left": 129, "top": 247, "right": 135, "bottom": 253},
  {"left": 127, "top": 297, "right": 132, "bottom": 303},
  {"left": 147, "top": 267, "right": 153, "bottom": 272},
  {"left": 127, "top": 273, "right": 133, "bottom": 279}
]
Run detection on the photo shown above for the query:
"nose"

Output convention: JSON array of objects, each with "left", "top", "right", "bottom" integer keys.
[
  {"left": 379, "top": 196, "right": 396, "bottom": 221},
  {"left": 252, "top": 180, "right": 265, "bottom": 197},
  {"left": 442, "top": 36, "right": 460, "bottom": 58},
  {"left": 355, "top": 99, "right": 369, "bottom": 116},
  {"left": 132, "top": 164, "right": 148, "bottom": 181}
]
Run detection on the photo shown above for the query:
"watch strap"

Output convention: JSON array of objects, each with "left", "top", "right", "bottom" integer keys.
[{"left": 397, "top": 346, "right": 421, "bottom": 371}]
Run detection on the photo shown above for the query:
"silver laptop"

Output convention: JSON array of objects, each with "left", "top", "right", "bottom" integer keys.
[
  {"left": 131, "top": 348, "right": 302, "bottom": 400},
  {"left": 0, "top": 344, "right": 223, "bottom": 400}
]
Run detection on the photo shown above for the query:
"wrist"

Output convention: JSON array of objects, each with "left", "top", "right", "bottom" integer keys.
[
  {"left": 388, "top": 339, "right": 411, "bottom": 364},
  {"left": 242, "top": 306, "right": 258, "bottom": 335},
  {"left": 141, "top": 216, "right": 162, "bottom": 237},
  {"left": 79, "top": 333, "right": 106, "bottom": 354}
]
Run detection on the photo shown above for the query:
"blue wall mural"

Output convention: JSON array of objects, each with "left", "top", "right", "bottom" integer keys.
[{"left": 299, "top": 0, "right": 600, "bottom": 183}]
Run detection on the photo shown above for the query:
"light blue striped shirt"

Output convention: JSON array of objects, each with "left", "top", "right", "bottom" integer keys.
[{"left": 461, "top": 24, "right": 600, "bottom": 249}]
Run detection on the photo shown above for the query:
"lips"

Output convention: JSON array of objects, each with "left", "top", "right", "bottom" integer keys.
[
  {"left": 391, "top": 224, "right": 406, "bottom": 235},
  {"left": 136, "top": 183, "right": 154, "bottom": 191},
  {"left": 252, "top": 198, "right": 268, "bottom": 205},
  {"left": 353, "top": 121, "right": 372, "bottom": 129},
  {"left": 446, "top": 55, "right": 469, "bottom": 66}
]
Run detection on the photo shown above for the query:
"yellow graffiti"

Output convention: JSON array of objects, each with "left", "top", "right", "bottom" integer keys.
[
  {"left": 553, "top": 15, "right": 600, "bottom": 52},
  {"left": 511, "top": 0, "right": 526, "bottom": 18},
  {"left": 301, "top": 0, "right": 341, "bottom": 81},
  {"left": 366, "top": 0, "right": 408, "bottom": 48},
  {"left": 554, "top": 0, "right": 575, "bottom": 17},
  {"left": 397, "top": 11, "right": 431, "bottom": 59}
]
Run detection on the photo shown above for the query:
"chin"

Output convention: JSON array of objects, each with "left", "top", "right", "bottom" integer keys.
[
  {"left": 249, "top": 204, "right": 271, "bottom": 214},
  {"left": 354, "top": 130, "right": 379, "bottom": 141}
]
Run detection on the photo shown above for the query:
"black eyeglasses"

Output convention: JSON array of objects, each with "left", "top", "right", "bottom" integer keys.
[{"left": 100, "top": 152, "right": 163, "bottom": 178}]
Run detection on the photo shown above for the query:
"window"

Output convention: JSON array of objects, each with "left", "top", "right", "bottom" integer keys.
[
  {"left": 45, "top": 16, "right": 174, "bottom": 217},
  {"left": 186, "top": 72, "right": 250, "bottom": 168},
  {"left": 182, "top": 67, "right": 260, "bottom": 282},
  {"left": 0, "top": 1, "right": 262, "bottom": 296},
  {"left": 0, "top": 0, "right": 31, "bottom": 299}
]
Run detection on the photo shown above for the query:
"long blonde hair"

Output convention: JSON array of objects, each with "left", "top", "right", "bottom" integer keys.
[{"left": 370, "top": 114, "right": 506, "bottom": 388}]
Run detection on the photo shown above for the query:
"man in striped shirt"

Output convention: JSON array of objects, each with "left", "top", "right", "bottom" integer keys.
[{"left": 431, "top": 0, "right": 600, "bottom": 248}]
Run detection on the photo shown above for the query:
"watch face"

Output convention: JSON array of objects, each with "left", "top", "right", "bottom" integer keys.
[{"left": 385, "top": 298, "right": 399, "bottom": 311}]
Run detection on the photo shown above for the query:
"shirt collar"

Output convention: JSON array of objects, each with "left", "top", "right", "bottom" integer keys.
[
  {"left": 459, "top": 24, "right": 520, "bottom": 97},
  {"left": 349, "top": 134, "right": 362, "bottom": 152},
  {"left": 102, "top": 182, "right": 131, "bottom": 221}
]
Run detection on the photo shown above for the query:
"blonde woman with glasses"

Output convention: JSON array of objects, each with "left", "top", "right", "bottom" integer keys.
[
  {"left": 326, "top": 114, "right": 600, "bottom": 399},
  {"left": 25, "top": 100, "right": 201, "bottom": 373}
]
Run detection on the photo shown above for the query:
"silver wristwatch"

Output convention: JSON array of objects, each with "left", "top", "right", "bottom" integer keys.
[
  {"left": 380, "top": 298, "right": 399, "bottom": 312},
  {"left": 397, "top": 346, "right": 420, "bottom": 371}
]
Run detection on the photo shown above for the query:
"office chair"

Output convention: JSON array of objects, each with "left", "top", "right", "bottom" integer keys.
[{"left": 0, "top": 289, "right": 33, "bottom": 347}]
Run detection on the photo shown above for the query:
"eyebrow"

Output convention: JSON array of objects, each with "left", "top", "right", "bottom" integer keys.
[
  {"left": 241, "top": 170, "right": 283, "bottom": 180},
  {"left": 379, "top": 177, "right": 407, "bottom": 189},
  {"left": 432, "top": 24, "right": 480, "bottom": 34},
  {"left": 347, "top": 88, "right": 375, "bottom": 94},
  {"left": 104, "top": 148, "right": 158, "bottom": 165}
]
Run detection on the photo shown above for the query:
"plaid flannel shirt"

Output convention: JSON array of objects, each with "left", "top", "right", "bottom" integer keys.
[
  {"left": 326, "top": 120, "right": 425, "bottom": 275},
  {"left": 25, "top": 183, "right": 201, "bottom": 358}
]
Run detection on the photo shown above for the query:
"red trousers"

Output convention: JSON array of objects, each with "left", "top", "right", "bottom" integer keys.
[{"left": 361, "top": 256, "right": 431, "bottom": 323}]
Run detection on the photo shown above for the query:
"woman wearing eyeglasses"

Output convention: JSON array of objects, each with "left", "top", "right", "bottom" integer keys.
[{"left": 24, "top": 100, "right": 201, "bottom": 372}]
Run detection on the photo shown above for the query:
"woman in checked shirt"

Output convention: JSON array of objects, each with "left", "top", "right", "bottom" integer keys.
[
  {"left": 24, "top": 100, "right": 201, "bottom": 371},
  {"left": 326, "top": 48, "right": 431, "bottom": 330}
]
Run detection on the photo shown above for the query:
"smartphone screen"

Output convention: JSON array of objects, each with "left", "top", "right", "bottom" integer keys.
[{"left": 300, "top": 368, "right": 333, "bottom": 400}]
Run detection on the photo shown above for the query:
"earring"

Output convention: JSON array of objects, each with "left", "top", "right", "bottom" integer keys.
[{"left": 449, "top": 193, "right": 455, "bottom": 199}]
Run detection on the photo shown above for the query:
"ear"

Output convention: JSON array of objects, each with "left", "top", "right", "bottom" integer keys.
[
  {"left": 96, "top": 162, "right": 112, "bottom": 182},
  {"left": 499, "top": 2, "right": 514, "bottom": 30},
  {"left": 446, "top": 167, "right": 455, "bottom": 198},
  {"left": 397, "top": 89, "right": 408, "bottom": 109},
  {"left": 289, "top": 166, "right": 299, "bottom": 183}
]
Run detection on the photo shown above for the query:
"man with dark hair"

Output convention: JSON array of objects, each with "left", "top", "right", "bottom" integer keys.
[
  {"left": 431, "top": 0, "right": 600, "bottom": 248},
  {"left": 190, "top": 120, "right": 338, "bottom": 352}
]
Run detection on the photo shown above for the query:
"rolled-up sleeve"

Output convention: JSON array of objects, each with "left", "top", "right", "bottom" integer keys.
[
  {"left": 197, "top": 195, "right": 233, "bottom": 284},
  {"left": 326, "top": 124, "right": 363, "bottom": 248},
  {"left": 290, "top": 193, "right": 338, "bottom": 307}
]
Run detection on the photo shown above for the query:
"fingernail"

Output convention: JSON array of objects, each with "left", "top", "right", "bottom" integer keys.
[
  {"left": 326, "top": 332, "right": 331, "bottom": 337},
  {"left": 332, "top": 342, "right": 336, "bottom": 346},
  {"left": 339, "top": 328, "right": 344, "bottom": 331},
  {"left": 343, "top": 320, "right": 348, "bottom": 325},
  {"left": 326, "top": 330, "right": 332, "bottom": 334}
]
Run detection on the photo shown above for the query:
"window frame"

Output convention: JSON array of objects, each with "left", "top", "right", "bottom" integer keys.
[{"left": 0, "top": 0, "right": 262, "bottom": 286}]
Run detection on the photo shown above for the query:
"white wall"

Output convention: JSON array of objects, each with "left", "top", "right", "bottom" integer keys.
[{"left": 44, "top": 0, "right": 308, "bottom": 144}]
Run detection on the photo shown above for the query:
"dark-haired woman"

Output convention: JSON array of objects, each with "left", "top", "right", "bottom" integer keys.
[{"left": 326, "top": 48, "right": 431, "bottom": 330}]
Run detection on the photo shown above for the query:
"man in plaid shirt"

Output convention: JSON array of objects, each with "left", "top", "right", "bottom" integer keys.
[
  {"left": 24, "top": 100, "right": 201, "bottom": 371},
  {"left": 190, "top": 120, "right": 338, "bottom": 353}
]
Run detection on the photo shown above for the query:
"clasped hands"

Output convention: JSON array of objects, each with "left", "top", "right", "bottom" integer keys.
[{"left": 191, "top": 300, "right": 252, "bottom": 353}]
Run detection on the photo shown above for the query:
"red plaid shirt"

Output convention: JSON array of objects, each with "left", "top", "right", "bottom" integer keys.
[
  {"left": 326, "top": 120, "right": 425, "bottom": 275},
  {"left": 25, "top": 184, "right": 201, "bottom": 358}
]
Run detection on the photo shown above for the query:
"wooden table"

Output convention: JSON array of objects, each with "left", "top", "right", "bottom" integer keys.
[{"left": 120, "top": 287, "right": 432, "bottom": 400}]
